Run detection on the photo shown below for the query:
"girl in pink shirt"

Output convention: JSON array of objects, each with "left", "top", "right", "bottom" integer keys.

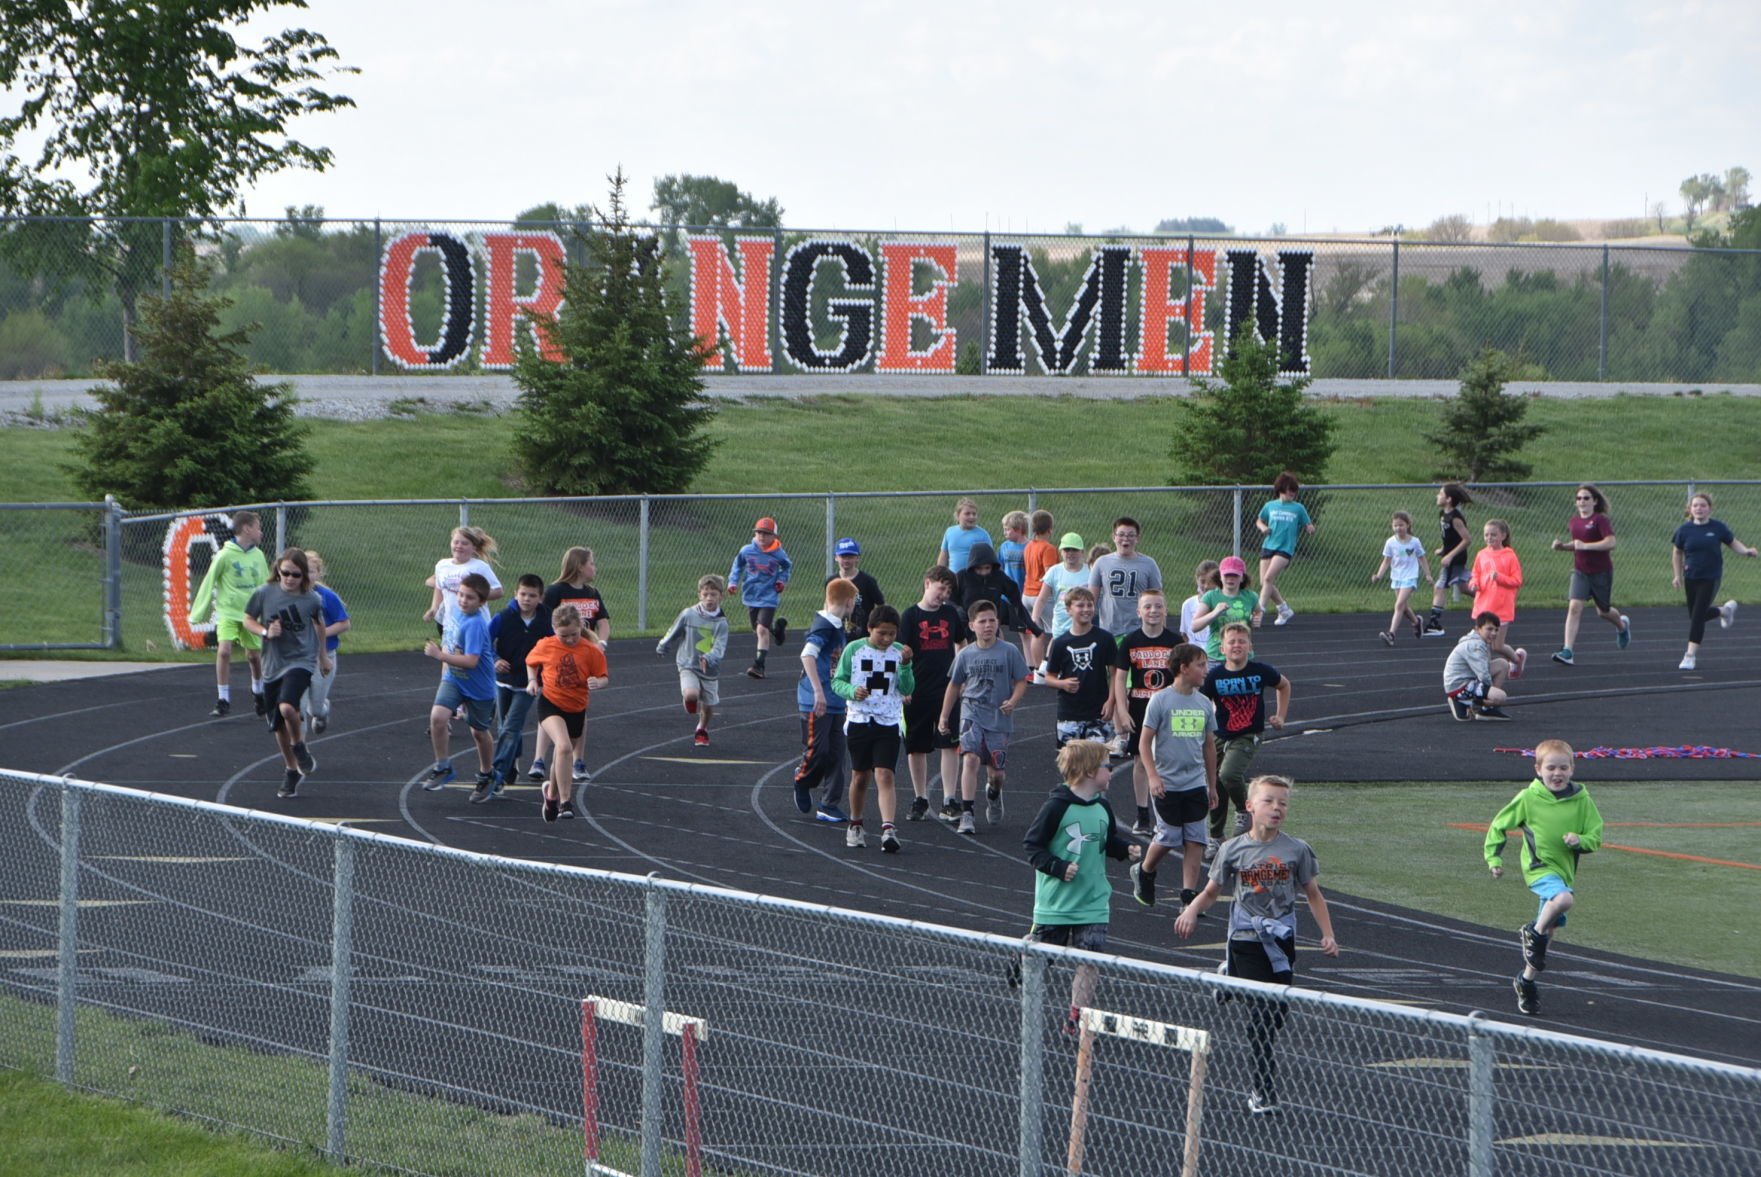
[{"left": 1469, "top": 519, "right": 1526, "bottom": 678}]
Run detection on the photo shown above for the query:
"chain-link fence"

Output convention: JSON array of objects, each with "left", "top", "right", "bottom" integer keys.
[
  {"left": 3, "top": 215, "right": 1759, "bottom": 384},
  {"left": 8, "top": 482, "right": 1760, "bottom": 654},
  {"left": 3, "top": 769, "right": 1757, "bottom": 1177}
]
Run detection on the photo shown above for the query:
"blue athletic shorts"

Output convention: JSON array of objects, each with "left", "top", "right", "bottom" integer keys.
[{"left": 1528, "top": 873, "right": 1573, "bottom": 927}]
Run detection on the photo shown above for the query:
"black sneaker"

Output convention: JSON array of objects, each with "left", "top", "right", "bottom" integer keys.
[
  {"left": 1513, "top": 975, "right": 1539, "bottom": 1015},
  {"left": 907, "top": 796, "right": 930, "bottom": 822},
  {"left": 253, "top": 692, "right": 268, "bottom": 717},
  {"left": 278, "top": 769, "right": 302, "bottom": 798},
  {"left": 1423, "top": 619, "right": 1446, "bottom": 638},
  {"left": 1179, "top": 887, "right": 1203, "bottom": 918},
  {"left": 1132, "top": 808, "right": 1154, "bottom": 837},
  {"left": 745, "top": 664, "right": 765, "bottom": 679},
  {"left": 469, "top": 772, "right": 495, "bottom": 804},
  {"left": 293, "top": 742, "right": 317, "bottom": 774},
  {"left": 559, "top": 798, "right": 576, "bottom": 820},
  {"left": 1447, "top": 696, "right": 1474, "bottom": 721},
  {"left": 422, "top": 764, "right": 455, "bottom": 790},
  {"left": 773, "top": 617, "right": 788, "bottom": 647},
  {"left": 1379, "top": 630, "right": 1395, "bottom": 647},
  {"left": 1129, "top": 863, "right": 1156, "bottom": 907},
  {"left": 210, "top": 698, "right": 231, "bottom": 717},
  {"left": 1520, "top": 923, "right": 1549, "bottom": 972},
  {"left": 1474, "top": 705, "right": 1513, "bottom": 721},
  {"left": 1247, "top": 1090, "right": 1281, "bottom": 1115},
  {"left": 937, "top": 799, "right": 962, "bottom": 824},
  {"left": 542, "top": 791, "right": 559, "bottom": 823}
]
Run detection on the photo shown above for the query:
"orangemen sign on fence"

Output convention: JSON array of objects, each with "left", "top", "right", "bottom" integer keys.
[{"left": 375, "top": 230, "right": 1314, "bottom": 377}]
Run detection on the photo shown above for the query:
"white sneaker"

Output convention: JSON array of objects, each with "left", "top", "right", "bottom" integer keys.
[
  {"left": 846, "top": 823, "right": 867, "bottom": 849},
  {"left": 1720, "top": 600, "right": 1739, "bottom": 629},
  {"left": 1679, "top": 653, "right": 1697, "bottom": 670},
  {"left": 1274, "top": 603, "right": 1294, "bottom": 626},
  {"left": 957, "top": 811, "right": 977, "bottom": 836}
]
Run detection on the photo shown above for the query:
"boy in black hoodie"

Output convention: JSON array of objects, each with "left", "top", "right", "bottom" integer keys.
[{"left": 956, "top": 542, "right": 1035, "bottom": 634}]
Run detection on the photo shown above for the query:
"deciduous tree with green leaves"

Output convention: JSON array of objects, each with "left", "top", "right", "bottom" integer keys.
[
  {"left": 0, "top": 1, "right": 356, "bottom": 351},
  {"left": 67, "top": 251, "right": 313, "bottom": 511},
  {"left": 1424, "top": 348, "right": 1546, "bottom": 482},
  {"left": 1168, "top": 325, "right": 1336, "bottom": 485},
  {"left": 512, "top": 171, "right": 719, "bottom": 497}
]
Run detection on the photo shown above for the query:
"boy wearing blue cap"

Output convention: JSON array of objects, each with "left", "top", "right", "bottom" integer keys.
[{"left": 826, "top": 537, "right": 886, "bottom": 638}]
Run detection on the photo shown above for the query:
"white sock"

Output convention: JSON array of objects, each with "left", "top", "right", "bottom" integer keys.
[
  {"left": 217, "top": 685, "right": 231, "bottom": 702},
  {"left": 251, "top": 678, "right": 264, "bottom": 694}
]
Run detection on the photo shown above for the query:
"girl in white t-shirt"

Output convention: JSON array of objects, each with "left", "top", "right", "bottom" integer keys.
[
  {"left": 1371, "top": 511, "right": 1432, "bottom": 645},
  {"left": 1178, "top": 559, "right": 1221, "bottom": 650},
  {"left": 423, "top": 526, "right": 504, "bottom": 634}
]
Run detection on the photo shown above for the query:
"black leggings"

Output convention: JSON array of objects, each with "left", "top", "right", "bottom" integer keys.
[
  {"left": 1683, "top": 577, "right": 1723, "bottom": 645},
  {"left": 1225, "top": 938, "right": 1294, "bottom": 1100}
]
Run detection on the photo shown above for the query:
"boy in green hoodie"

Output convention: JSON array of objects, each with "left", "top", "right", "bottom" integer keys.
[
  {"left": 188, "top": 510, "right": 270, "bottom": 717},
  {"left": 1484, "top": 738, "right": 1604, "bottom": 1016}
]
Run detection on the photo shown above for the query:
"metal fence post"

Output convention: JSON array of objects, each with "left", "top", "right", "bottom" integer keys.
[
  {"left": 1026, "top": 489, "right": 1037, "bottom": 514},
  {"left": 825, "top": 494, "right": 836, "bottom": 576},
  {"left": 980, "top": 231, "right": 992, "bottom": 375},
  {"left": 1599, "top": 244, "right": 1610, "bottom": 381},
  {"left": 275, "top": 503, "right": 288, "bottom": 556},
  {"left": 641, "top": 884, "right": 667, "bottom": 1177},
  {"left": 103, "top": 496, "right": 123, "bottom": 649},
  {"left": 1387, "top": 238, "right": 1400, "bottom": 378},
  {"left": 638, "top": 496, "right": 651, "bottom": 631},
  {"left": 327, "top": 838, "right": 356, "bottom": 1163},
  {"left": 458, "top": 499, "right": 469, "bottom": 529},
  {"left": 1231, "top": 486, "right": 1244, "bottom": 559},
  {"left": 1017, "top": 950, "right": 1045, "bottom": 1177},
  {"left": 161, "top": 218, "right": 173, "bottom": 299},
  {"left": 371, "top": 219, "right": 382, "bottom": 377},
  {"left": 55, "top": 784, "right": 81, "bottom": 1086},
  {"left": 1466, "top": 1013, "right": 1494, "bottom": 1177}
]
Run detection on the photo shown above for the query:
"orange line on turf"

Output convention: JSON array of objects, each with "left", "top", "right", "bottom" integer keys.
[{"left": 1449, "top": 825, "right": 1761, "bottom": 870}]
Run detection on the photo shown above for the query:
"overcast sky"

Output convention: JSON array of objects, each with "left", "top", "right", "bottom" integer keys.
[{"left": 225, "top": 0, "right": 1757, "bottom": 235}]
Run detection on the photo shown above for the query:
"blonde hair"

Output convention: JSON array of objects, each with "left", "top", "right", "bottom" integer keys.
[
  {"left": 303, "top": 549, "right": 326, "bottom": 581},
  {"left": 1484, "top": 519, "right": 1510, "bottom": 542},
  {"left": 1002, "top": 509, "right": 1029, "bottom": 532},
  {"left": 558, "top": 546, "right": 595, "bottom": 584},
  {"left": 550, "top": 604, "right": 600, "bottom": 643},
  {"left": 1534, "top": 738, "right": 1575, "bottom": 762},
  {"left": 454, "top": 526, "right": 499, "bottom": 564},
  {"left": 1056, "top": 739, "right": 1109, "bottom": 784},
  {"left": 954, "top": 496, "right": 979, "bottom": 519},
  {"left": 1247, "top": 774, "right": 1293, "bottom": 802}
]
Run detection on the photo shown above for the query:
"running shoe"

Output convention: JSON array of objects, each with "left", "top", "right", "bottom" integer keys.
[
  {"left": 573, "top": 761, "right": 592, "bottom": 783},
  {"left": 793, "top": 779, "right": 814, "bottom": 814},
  {"left": 773, "top": 617, "right": 789, "bottom": 647},
  {"left": 1513, "top": 975, "right": 1539, "bottom": 1015},
  {"left": 1379, "top": 631, "right": 1395, "bottom": 647},
  {"left": 1679, "top": 653, "right": 1697, "bottom": 670},
  {"left": 1474, "top": 705, "right": 1513, "bottom": 721},
  {"left": 957, "top": 811, "right": 977, "bottom": 836},
  {"left": 1422, "top": 619, "right": 1447, "bottom": 637},
  {"left": 559, "top": 798, "right": 576, "bottom": 820},
  {"left": 311, "top": 714, "right": 328, "bottom": 735},
  {"left": 1273, "top": 603, "right": 1294, "bottom": 626},
  {"left": 527, "top": 759, "right": 547, "bottom": 781},
  {"left": 542, "top": 789, "right": 559, "bottom": 823},
  {"left": 278, "top": 769, "right": 302, "bottom": 798},
  {"left": 880, "top": 826, "right": 901, "bottom": 853},
  {"left": 469, "top": 776, "right": 494, "bottom": 804},
  {"left": 210, "top": 698, "right": 231, "bottom": 717},
  {"left": 907, "top": 796, "right": 931, "bottom": 822},
  {"left": 684, "top": 696, "right": 698, "bottom": 715},
  {"left": 693, "top": 728, "right": 709, "bottom": 746},
  {"left": 1616, "top": 616, "right": 1631, "bottom": 649},
  {"left": 984, "top": 784, "right": 1004, "bottom": 825},
  {"left": 938, "top": 799, "right": 962, "bottom": 824},
  {"left": 1448, "top": 696, "right": 1474, "bottom": 721},
  {"left": 1247, "top": 1090, "right": 1282, "bottom": 1115},
  {"left": 1129, "top": 863, "right": 1155, "bottom": 907},
  {"left": 845, "top": 822, "right": 866, "bottom": 849},
  {"left": 1411, "top": 616, "right": 1425, "bottom": 641},
  {"left": 422, "top": 763, "right": 455, "bottom": 790},
  {"left": 253, "top": 692, "right": 268, "bottom": 717},
  {"left": 745, "top": 664, "right": 765, "bottom": 679},
  {"left": 816, "top": 804, "right": 848, "bottom": 824},
  {"left": 1720, "top": 600, "right": 1738, "bottom": 629},
  {"left": 292, "top": 742, "right": 317, "bottom": 774},
  {"left": 1551, "top": 648, "right": 1574, "bottom": 666},
  {"left": 1510, "top": 648, "right": 1528, "bottom": 679},
  {"left": 1132, "top": 812, "right": 1154, "bottom": 837}
]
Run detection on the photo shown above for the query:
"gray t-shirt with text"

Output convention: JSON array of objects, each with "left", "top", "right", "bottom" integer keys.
[
  {"left": 1139, "top": 685, "right": 1215, "bottom": 792},
  {"left": 948, "top": 640, "right": 1030, "bottom": 732},
  {"left": 1089, "top": 552, "right": 1164, "bottom": 635},
  {"left": 245, "top": 583, "right": 326, "bottom": 682}
]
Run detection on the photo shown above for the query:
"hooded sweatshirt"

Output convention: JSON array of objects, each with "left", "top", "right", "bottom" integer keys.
[
  {"left": 188, "top": 539, "right": 269, "bottom": 625},
  {"left": 955, "top": 542, "right": 1030, "bottom": 629},
  {"left": 1483, "top": 778, "right": 1604, "bottom": 887}
]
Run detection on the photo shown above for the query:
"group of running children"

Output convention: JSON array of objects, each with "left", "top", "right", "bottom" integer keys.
[{"left": 185, "top": 480, "right": 1754, "bottom": 1088}]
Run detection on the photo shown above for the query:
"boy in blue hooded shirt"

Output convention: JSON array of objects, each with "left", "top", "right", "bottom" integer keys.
[{"left": 730, "top": 516, "right": 792, "bottom": 678}]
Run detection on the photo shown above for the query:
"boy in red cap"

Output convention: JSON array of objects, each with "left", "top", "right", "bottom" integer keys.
[{"left": 729, "top": 517, "right": 792, "bottom": 678}]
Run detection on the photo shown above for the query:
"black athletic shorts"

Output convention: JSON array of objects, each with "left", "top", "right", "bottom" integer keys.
[
  {"left": 537, "top": 695, "right": 586, "bottom": 741},
  {"left": 263, "top": 669, "right": 313, "bottom": 733},
  {"left": 846, "top": 720, "right": 902, "bottom": 772}
]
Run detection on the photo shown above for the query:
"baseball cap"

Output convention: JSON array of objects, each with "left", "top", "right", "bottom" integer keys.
[
  {"left": 1219, "top": 555, "right": 1248, "bottom": 576},
  {"left": 754, "top": 517, "right": 777, "bottom": 534},
  {"left": 834, "top": 537, "right": 860, "bottom": 556},
  {"left": 1059, "top": 532, "right": 1085, "bottom": 550}
]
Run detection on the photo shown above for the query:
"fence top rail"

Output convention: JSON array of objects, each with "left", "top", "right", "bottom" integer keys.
[
  {"left": 5, "top": 213, "right": 1761, "bottom": 258},
  {"left": 10, "top": 766, "right": 1758, "bottom": 1081},
  {"left": 0, "top": 501, "right": 113, "bottom": 511},
  {"left": 49, "top": 479, "right": 1761, "bottom": 522}
]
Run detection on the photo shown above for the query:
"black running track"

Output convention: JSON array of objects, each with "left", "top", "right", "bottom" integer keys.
[{"left": 2, "top": 606, "right": 1759, "bottom": 1174}]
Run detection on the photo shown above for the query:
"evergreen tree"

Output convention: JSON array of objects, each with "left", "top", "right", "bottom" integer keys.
[
  {"left": 1168, "top": 325, "right": 1336, "bottom": 485},
  {"left": 66, "top": 251, "right": 312, "bottom": 511},
  {"left": 1424, "top": 348, "right": 1546, "bottom": 482},
  {"left": 512, "top": 171, "right": 718, "bottom": 496}
]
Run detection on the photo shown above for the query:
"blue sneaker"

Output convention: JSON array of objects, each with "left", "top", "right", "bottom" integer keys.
[
  {"left": 815, "top": 804, "right": 848, "bottom": 824},
  {"left": 792, "top": 780, "right": 814, "bottom": 813},
  {"left": 1616, "top": 616, "right": 1631, "bottom": 649},
  {"left": 422, "top": 763, "right": 455, "bottom": 790},
  {"left": 527, "top": 758, "right": 547, "bottom": 782}
]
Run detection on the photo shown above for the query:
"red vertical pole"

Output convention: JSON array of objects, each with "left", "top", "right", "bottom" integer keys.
[
  {"left": 682, "top": 1022, "right": 702, "bottom": 1177},
  {"left": 581, "top": 1000, "right": 599, "bottom": 1168}
]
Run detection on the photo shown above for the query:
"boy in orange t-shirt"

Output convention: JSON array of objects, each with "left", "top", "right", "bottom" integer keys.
[
  {"left": 1022, "top": 509, "right": 1059, "bottom": 667},
  {"left": 525, "top": 604, "right": 610, "bottom": 821},
  {"left": 1469, "top": 519, "right": 1527, "bottom": 678}
]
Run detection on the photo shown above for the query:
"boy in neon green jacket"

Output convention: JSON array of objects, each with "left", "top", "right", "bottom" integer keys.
[
  {"left": 1484, "top": 738, "right": 1604, "bottom": 1016},
  {"left": 188, "top": 510, "right": 270, "bottom": 718}
]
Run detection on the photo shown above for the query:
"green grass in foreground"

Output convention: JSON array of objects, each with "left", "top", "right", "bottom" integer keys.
[{"left": 1292, "top": 778, "right": 1760, "bottom": 978}]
